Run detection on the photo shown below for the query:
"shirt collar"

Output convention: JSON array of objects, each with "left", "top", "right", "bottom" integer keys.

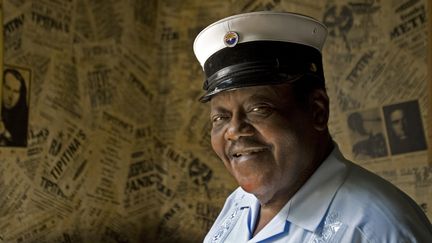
[
  {"left": 237, "top": 187, "right": 257, "bottom": 208},
  {"left": 287, "top": 145, "right": 348, "bottom": 232}
]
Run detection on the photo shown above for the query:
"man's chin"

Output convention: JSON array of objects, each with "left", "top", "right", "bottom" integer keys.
[
  {"left": 239, "top": 181, "right": 263, "bottom": 195},
  {"left": 237, "top": 178, "right": 260, "bottom": 193},
  {"left": 240, "top": 184, "right": 275, "bottom": 204}
]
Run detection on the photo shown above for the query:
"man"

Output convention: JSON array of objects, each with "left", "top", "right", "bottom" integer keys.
[
  {"left": 0, "top": 68, "right": 29, "bottom": 147},
  {"left": 385, "top": 104, "right": 427, "bottom": 155},
  {"left": 193, "top": 12, "right": 432, "bottom": 242},
  {"left": 389, "top": 109, "right": 407, "bottom": 140}
]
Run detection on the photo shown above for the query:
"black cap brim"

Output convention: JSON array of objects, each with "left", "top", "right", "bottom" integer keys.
[{"left": 199, "top": 41, "right": 324, "bottom": 103}]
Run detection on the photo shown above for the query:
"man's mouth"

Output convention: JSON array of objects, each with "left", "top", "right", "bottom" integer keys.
[{"left": 231, "top": 148, "right": 268, "bottom": 158}]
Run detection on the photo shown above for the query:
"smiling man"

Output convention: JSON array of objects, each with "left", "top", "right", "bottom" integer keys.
[{"left": 193, "top": 11, "right": 432, "bottom": 243}]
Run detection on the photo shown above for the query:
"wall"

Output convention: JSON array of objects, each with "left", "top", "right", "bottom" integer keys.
[{"left": 0, "top": 0, "right": 430, "bottom": 242}]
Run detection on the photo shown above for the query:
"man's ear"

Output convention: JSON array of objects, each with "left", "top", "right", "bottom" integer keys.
[{"left": 309, "top": 89, "right": 329, "bottom": 131}]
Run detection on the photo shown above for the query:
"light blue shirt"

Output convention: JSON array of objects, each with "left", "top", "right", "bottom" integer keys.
[{"left": 204, "top": 146, "right": 432, "bottom": 242}]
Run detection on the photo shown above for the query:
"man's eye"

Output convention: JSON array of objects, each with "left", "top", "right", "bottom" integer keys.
[
  {"left": 212, "top": 115, "right": 228, "bottom": 123},
  {"left": 249, "top": 106, "right": 272, "bottom": 115}
]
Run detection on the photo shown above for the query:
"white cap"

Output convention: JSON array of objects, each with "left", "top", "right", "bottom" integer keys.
[{"left": 193, "top": 11, "right": 327, "bottom": 68}]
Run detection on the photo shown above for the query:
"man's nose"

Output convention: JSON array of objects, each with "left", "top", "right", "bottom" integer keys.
[{"left": 224, "top": 115, "right": 254, "bottom": 141}]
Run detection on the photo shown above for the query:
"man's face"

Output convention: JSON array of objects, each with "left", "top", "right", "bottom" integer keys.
[
  {"left": 210, "top": 84, "right": 319, "bottom": 203},
  {"left": 2, "top": 73, "right": 22, "bottom": 109},
  {"left": 390, "top": 109, "right": 406, "bottom": 139}
]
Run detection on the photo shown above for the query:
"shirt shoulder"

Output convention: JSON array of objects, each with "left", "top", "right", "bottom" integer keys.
[{"left": 329, "top": 160, "right": 432, "bottom": 242}]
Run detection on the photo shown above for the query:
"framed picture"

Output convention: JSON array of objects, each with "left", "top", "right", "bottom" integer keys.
[
  {"left": 383, "top": 100, "right": 427, "bottom": 155},
  {"left": 0, "top": 65, "right": 31, "bottom": 147}
]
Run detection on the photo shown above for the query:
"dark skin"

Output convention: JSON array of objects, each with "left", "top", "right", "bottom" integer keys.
[{"left": 209, "top": 83, "right": 333, "bottom": 236}]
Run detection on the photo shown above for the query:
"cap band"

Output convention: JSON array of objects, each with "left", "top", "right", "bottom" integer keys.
[{"left": 199, "top": 41, "right": 324, "bottom": 102}]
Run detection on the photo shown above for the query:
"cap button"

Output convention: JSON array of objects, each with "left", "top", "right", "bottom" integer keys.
[{"left": 223, "top": 31, "right": 239, "bottom": 47}]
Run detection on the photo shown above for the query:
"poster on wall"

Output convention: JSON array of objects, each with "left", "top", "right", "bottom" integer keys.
[{"left": 0, "top": 65, "right": 31, "bottom": 147}]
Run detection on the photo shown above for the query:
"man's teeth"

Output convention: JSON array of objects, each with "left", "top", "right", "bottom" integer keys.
[{"left": 233, "top": 149, "right": 265, "bottom": 157}]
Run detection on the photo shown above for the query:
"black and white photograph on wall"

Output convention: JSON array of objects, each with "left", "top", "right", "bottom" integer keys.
[
  {"left": 347, "top": 108, "right": 388, "bottom": 160},
  {"left": 383, "top": 100, "right": 427, "bottom": 155},
  {"left": 0, "top": 65, "right": 31, "bottom": 147}
]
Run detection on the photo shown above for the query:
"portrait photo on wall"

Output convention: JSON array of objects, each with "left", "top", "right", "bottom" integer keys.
[
  {"left": 383, "top": 100, "right": 427, "bottom": 155},
  {"left": 0, "top": 65, "right": 31, "bottom": 147},
  {"left": 347, "top": 108, "right": 388, "bottom": 160}
]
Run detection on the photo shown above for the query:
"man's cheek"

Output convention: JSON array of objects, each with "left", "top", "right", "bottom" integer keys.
[{"left": 210, "top": 138, "right": 227, "bottom": 162}]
